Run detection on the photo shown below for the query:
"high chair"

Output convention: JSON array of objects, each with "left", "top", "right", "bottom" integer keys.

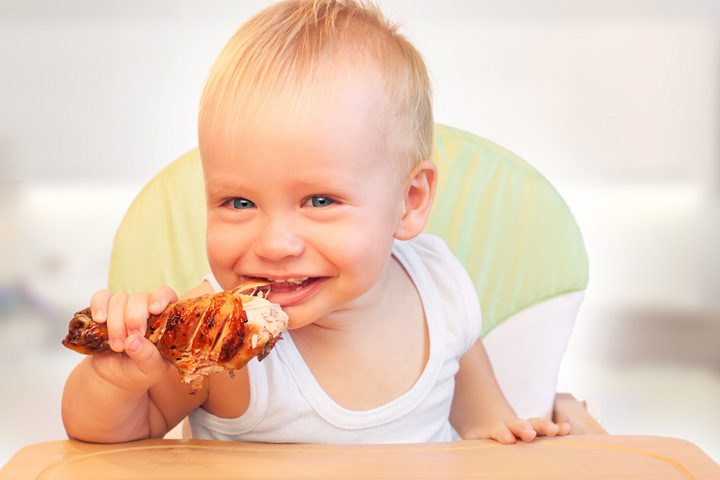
[{"left": 108, "top": 124, "right": 605, "bottom": 438}]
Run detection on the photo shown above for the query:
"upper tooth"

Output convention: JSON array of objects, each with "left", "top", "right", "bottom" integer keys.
[{"left": 271, "top": 278, "right": 307, "bottom": 284}]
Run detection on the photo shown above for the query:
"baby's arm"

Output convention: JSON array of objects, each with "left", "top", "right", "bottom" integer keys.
[
  {"left": 449, "top": 340, "right": 570, "bottom": 444},
  {"left": 61, "top": 283, "right": 212, "bottom": 443}
]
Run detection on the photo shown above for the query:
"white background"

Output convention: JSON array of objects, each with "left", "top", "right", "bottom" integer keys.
[{"left": 1, "top": 0, "right": 718, "bottom": 465}]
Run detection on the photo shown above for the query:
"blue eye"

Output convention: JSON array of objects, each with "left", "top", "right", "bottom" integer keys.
[
  {"left": 307, "top": 196, "right": 335, "bottom": 208},
  {"left": 228, "top": 198, "right": 256, "bottom": 209}
]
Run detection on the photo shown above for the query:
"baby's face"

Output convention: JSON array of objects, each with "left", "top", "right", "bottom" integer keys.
[{"left": 202, "top": 68, "right": 407, "bottom": 329}]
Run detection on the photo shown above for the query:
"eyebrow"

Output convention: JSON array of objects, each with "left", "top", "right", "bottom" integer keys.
[
  {"left": 291, "top": 170, "right": 360, "bottom": 190},
  {"left": 204, "top": 168, "right": 362, "bottom": 200},
  {"left": 204, "top": 181, "right": 244, "bottom": 197}
]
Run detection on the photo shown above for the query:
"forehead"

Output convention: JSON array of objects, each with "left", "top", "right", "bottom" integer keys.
[{"left": 201, "top": 62, "right": 400, "bottom": 179}]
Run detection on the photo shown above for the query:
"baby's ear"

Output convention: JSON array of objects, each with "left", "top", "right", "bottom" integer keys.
[{"left": 394, "top": 161, "right": 437, "bottom": 240}]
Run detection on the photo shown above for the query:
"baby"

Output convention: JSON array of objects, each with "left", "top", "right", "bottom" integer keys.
[{"left": 62, "top": 0, "right": 569, "bottom": 444}]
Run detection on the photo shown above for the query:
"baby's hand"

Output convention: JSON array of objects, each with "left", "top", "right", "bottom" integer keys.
[
  {"left": 464, "top": 417, "right": 571, "bottom": 445},
  {"left": 88, "top": 287, "right": 178, "bottom": 391}
]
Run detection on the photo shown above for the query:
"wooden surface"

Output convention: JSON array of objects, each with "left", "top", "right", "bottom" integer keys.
[{"left": 1, "top": 436, "right": 718, "bottom": 479}]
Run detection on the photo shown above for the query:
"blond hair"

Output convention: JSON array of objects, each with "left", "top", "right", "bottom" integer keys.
[{"left": 198, "top": 0, "right": 433, "bottom": 173}]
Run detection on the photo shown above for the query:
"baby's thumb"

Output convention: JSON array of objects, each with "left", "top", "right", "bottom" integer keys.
[{"left": 124, "top": 335, "right": 169, "bottom": 386}]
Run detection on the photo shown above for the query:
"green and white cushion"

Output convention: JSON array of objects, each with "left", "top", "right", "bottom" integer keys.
[{"left": 428, "top": 125, "right": 588, "bottom": 418}]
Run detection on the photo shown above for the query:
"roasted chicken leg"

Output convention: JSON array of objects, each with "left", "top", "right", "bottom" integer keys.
[{"left": 62, "top": 280, "right": 288, "bottom": 391}]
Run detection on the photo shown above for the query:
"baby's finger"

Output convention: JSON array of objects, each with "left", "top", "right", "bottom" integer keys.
[
  {"left": 527, "top": 417, "right": 560, "bottom": 437},
  {"left": 490, "top": 423, "right": 517, "bottom": 445},
  {"left": 107, "top": 292, "right": 129, "bottom": 352},
  {"left": 125, "top": 292, "right": 151, "bottom": 337},
  {"left": 90, "top": 289, "right": 112, "bottom": 323},
  {"left": 505, "top": 418, "right": 537, "bottom": 443},
  {"left": 149, "top": 286, "right": 178, "bottom": 315}
]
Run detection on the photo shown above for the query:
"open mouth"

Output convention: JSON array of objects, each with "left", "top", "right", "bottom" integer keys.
[
  {"left": 244, "top": 276, "right": 316, "bottom": 290},
  {"left": 244, "top": 276, "right": 327, "bottom": 307},
  {"left": 265, "top": 277, "right": 317, "bottom": 292}
]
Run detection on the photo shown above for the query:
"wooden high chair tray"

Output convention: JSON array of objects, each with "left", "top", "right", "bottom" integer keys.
[{"left": 1, "top": 436, "right": 718, "bottom": 479}]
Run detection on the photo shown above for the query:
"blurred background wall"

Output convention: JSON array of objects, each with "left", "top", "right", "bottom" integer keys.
[{"left": 1, "top": 0, "right": 718, "bottom": 465}]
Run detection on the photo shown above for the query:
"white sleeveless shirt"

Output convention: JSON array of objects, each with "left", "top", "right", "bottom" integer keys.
[{"left": 189, "top": 234, "right": 482, "bottom": 443}]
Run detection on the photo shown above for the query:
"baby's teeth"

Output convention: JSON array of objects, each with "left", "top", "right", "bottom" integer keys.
[{"left": 272, "top": 277, "right": 307, "bottom": 284}]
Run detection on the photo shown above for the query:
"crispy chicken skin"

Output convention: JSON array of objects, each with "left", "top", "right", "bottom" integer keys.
[{"left": 62, "top": 281, "right": 288, "bottom": 391}]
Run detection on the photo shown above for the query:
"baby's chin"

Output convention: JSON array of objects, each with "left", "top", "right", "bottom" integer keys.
[
  {"left": 281, "top": 298, "right": 346, "bottom": 330},
  {"left": 283, "top": 306, "right": 319, "bottom": 330}
]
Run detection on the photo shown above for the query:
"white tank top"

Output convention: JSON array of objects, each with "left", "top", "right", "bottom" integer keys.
[{"left": 189, "top": 234, "right": 482, "bottom": 443}]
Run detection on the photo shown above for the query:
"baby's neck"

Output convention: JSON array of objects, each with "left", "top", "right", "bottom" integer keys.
[{"left": 288, "top": 255, "right": 428, "bottom": 410}]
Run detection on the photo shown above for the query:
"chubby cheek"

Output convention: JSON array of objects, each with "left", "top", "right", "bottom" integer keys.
[
  {"left": 332, "top": 229, "right": 393, "bottom": 291},
  {"left": 205, "top": 222, "right": 245, "bottom": 289}
]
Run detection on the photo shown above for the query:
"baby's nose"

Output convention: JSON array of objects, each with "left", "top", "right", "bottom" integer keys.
[{"left": 253, "top": 219, "right": 305, "bottom": 261}]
